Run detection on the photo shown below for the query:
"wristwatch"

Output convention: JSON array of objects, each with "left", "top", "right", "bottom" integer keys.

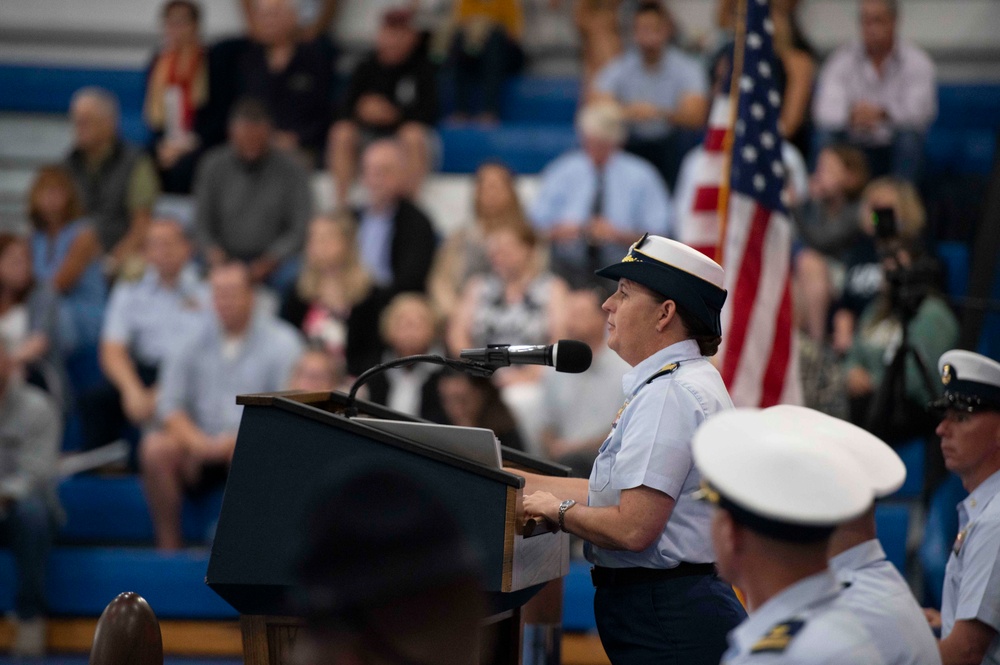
[{"left": 558, "top": 499, "right": 577, "bottom": 532}]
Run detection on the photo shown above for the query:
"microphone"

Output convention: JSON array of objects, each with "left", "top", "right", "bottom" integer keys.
[{"left": 460, "top": 340, "right": 592, "bottom": 374}]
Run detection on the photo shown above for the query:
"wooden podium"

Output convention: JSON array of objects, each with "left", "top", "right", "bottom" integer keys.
[{"left": 206, "top": 390, "right": 571, "bottom": 665}]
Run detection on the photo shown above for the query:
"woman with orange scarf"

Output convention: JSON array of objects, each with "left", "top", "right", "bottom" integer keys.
[{"left": 143, "top": 0, "right": 208, "bottom": 193}]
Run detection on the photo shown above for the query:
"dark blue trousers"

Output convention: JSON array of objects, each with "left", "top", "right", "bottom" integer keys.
[{"left": 594, "top": 573, "right": 746, "bottom": 665}]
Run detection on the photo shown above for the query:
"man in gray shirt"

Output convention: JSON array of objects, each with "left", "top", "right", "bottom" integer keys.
[
  {"left": 140, "top": 263, "right": 303, "bottom": 550},
  {"left": 812, "top": 0, "right": 936, "bottom": 181},
  {"left": 194, "top": 98, "right": 312, "bottom": 290},
  {"left": 592, "top": 1, "right": 708, "bottom": 188},
  {"left": 80, "top": 218, "right": 210, "bottom": 458},
  {"left": 0, "top": 339, "right": 61, "bottom": 656}
]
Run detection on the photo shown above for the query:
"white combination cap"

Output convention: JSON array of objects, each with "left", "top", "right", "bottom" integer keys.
[
  {"left": 596, "top": 233, "right": 727, "bottom": 335},
  {"left": 930, "top": 350, "right": 1000, "bottom": 413},
  {"left": 692, "top": 408, "right": 874, "bottom": 542},
  {"left": 763, "top": 405, "right": 905, "bottom": 499}
]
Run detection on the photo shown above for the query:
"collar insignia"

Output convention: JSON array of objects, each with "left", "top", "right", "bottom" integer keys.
[{"left": 751, "top": 620, "right": 805, "bottom": 654}]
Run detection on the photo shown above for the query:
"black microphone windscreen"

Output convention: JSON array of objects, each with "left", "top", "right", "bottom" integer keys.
[{"left": 553, "top": 340, "right": 592, "bottom": 373}]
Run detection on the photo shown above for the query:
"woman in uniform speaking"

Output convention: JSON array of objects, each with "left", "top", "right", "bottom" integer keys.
[{"left": 518, "top": 233, "right": 746, "bottom": 664}]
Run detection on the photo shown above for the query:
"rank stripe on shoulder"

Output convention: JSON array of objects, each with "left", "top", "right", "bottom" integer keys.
[{"left": 750, "top": 619, "right": 805, "bottom": 654}]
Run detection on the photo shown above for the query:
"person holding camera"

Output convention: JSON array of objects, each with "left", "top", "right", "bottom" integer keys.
[{"left": 843, "top": 178, "right": 958, "bottom": 443}]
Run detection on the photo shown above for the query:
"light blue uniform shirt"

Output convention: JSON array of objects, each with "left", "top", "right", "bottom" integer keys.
[
  {"left": 358, "top": 206, "right": 395, "bottom": 287},
  {"left": 101, "top": 265, "right": 210, "bottom": 367},
  {"left": 157, "top": 312, "right": 304, "bottom": 436},
  {"left": 722, "top": 571, "right": 886, "bottom": 664},
  {"left": 585, "top": 339, "right": 732, "bottom": 568},
  {"left": 530, "top": 150, "right": 672, "bottom": 269},
  {"left": 942, "top": 469, "right": 1000, "bottom": 664},
  {"left": 594, "top": 47, "right": 708, "bottom": 140},
  {"left": 831, "top": 539, "right": 942, "bottom": 665}
]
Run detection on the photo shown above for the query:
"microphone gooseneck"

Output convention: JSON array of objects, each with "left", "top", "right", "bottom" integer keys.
[{"left": 345, "top": 354, "right": 494, "bottom": 417}]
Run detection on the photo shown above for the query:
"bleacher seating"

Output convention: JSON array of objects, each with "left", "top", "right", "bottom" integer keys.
[
  {"left": 2, "top": 63, "right": 996, "bottom": 178},
  {"left": 0, "top": 57, "right": 996, "bottom": 633}
]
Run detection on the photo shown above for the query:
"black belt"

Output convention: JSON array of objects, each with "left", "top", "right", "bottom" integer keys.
[{"left": 591, "top": 563, "right": 717, "bottom": 587}]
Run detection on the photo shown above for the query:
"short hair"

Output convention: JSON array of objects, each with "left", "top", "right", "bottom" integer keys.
[
  {"left": 379, "top": 293, "right": 436, "bottom": 343},
  {"left": 209, "top": 261, "right": 254, "bottom": 288},
  {"left": 636, "top": 0, "right": 669, "bottom": 21},
  {"left": 27, "top": 165, "right": 85, "bottom": 231},
  {"left": 485, "top": 220, "right": 540, "bottom": 250},
  {"left": 576, "top": 101, "right": 626, "bottom": 145},
  {"left": 70, "top": 87, "right": 120, "bottom": 123},
  {"left": 825, "top": 144, "right": 871, "bottom": 199},
  {"left": 162, "top": 0, "right": 201, "bottom": 23},
  {"left": 229, "top": 97, "right": 273, "bottom": 125},
  {"left": 861, "top": 0, "right": 898, "bottom": 17}
]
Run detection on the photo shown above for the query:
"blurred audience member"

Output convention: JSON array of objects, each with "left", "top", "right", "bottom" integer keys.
[
  {"left": 367, "top": 293, "right": 446, "bottom": 422},
  {"left": 0, "top": 235, "right": 65, "bottom": 399},
  {"left": 0, "top": 339, "right": 61, "bottom": 657},
  {"left": 530, "top": 101, "right": 670, "bottom": 285},
  {"left": 571, "top": 0, "right": 624, "bottom": 90},
  {"left": 328, "top": 9, "right": 438, "bottom": 204},
  {"left": 793, "top": 145, "right": 871, "bottom": 344},
  {"left": 240, "top": 0, "right": 339, "bottom": 45},
  {"left": 280, "top": 213, "right": 387, "bottom": 377},
  {"left": 141, "top": 263, "right": 303, "bottom": 549},
  {"left": 288, "top": 344, "right": 348, "bottom": 392},
  {"left": 540, "top": 288, "right": 628, "bottom": 477},
  {"left": 428, "top": 162, "right": 535, "bottom": 317},
  {"left": 844, "top": 239, "right": 957, "bottom": 442},
  {"left": 812, "top": 0, "right": 936, "bottom": 181},
  {"left": 438, "top": 0, "right": 524, "bottom": 124},
  {"left": 438, "top": 370, "right": 524, "bottom": 450},
  {"left": 194, "top": 99, "right": 312, "bottom": 289},
  {"left": 772, "top": 0, "right": 817, "bottom": 158},
  {"left": 80, "top": 218, "right": 209, "bottom": 461},
  {"left": 448, "top": 225, "right": 568, "bottom": 452},
  {"left": 831, "top": 177, "right": 924, "bottom": 355},
  {"left": 591, "top": 1, "right": 708, "bottom": 188},
  {"left": 292, "top": 462, "right": 486, "bottom": 665},
  {"left": 353, "top": 140, "right": 437, "bottom": 295},
  {"left": 28, "top": 166, "right": 106, "bottom": 351},
  {"left": 66, "top": 87, "right": 160, "bottom": 273},
  {"left": 238, "top": 0, "right": 333, "bottom": 166},
  {"left": 712, "top": 0, "right": 817, "bottom": 157},
  {"left": 144, "top": 0, "right": 209, "bottom": 193}
]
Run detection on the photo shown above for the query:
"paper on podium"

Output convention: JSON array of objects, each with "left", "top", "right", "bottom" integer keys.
[{"left": 352, "top": 418, "right": 503, "bottom": 469}]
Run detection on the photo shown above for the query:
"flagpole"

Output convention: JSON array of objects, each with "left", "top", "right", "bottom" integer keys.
[{"left": 715, "top": 0, "right": 749, "bottom": 265}]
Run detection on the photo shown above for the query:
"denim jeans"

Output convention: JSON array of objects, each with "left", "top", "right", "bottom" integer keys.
[
  {"left": 594, "top": 572, "right": 746, "bottom": 665},
  {"left": 0, "top": 493, "right": 54, "bottom": 619}
]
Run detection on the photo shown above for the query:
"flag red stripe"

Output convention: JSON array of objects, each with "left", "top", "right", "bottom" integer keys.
[
  {"left": 691, "top": 244, "right": 717, "bottom": 260},
  {"left": 759, "top": 274, "right": 793, "bottom": 407},
  {"left": 692, "top": 186, "right": 721, "bottom": 213},
  {"left": 720, "top": 204, "right": 772, "bottom": 386},
  {"left": 704, "top": 128, "right": 727, "bottom": 152}
]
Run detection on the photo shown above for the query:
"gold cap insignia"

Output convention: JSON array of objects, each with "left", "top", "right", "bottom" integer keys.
[{"left": 942, "top": 364, "right": 953, "bottom": 385}]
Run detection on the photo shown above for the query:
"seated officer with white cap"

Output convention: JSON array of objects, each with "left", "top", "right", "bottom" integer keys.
[
  {"left": 517, "top": 234, "right": 746, "bottom": 664},
  {"left": 692, "top": 407, "right": 886, "bottom": 664},
  {"left": 924, "top": 350, "right": 1000, "bottom": 665},
  {"left": 767, "top": 405, "right": 941, "bottom": 665}
]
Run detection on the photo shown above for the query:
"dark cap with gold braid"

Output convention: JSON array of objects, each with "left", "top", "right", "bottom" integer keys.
[{"left": 595, "top": 233, "right": 728, "bottom": 336}]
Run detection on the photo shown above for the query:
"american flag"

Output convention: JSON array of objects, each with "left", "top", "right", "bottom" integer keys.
[
  {"left": 675, "top": 95, "right": 731, "bottom": 257},
  {"left": 716, "top": 0, "right": 802, "bottom": 407}
]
